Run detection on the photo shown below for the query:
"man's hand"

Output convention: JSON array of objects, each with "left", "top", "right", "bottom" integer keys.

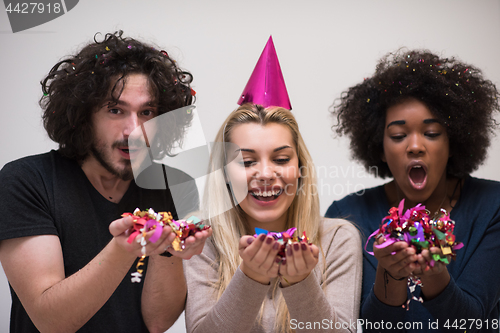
[
  {"left": 163, "top": 227, "right": 212, "bottom": 260},
  {"left": 109, "top": 215, "right": 177, "bottom": 257}
]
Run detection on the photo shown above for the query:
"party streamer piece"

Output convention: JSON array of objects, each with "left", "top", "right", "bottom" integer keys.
[
  {"left": 122, "top": 208, "right": 210, "bottom": 283},
  {"left": 254, "top": 227, "right": 310, "bottom": 259},
  {"left": 366, "top": 199, "right": 463, "bottom": 308}
]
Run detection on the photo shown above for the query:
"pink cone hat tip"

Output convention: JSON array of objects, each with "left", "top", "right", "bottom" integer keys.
[{"left": 237, "top": 36, "right": 292, "bottom": 110}]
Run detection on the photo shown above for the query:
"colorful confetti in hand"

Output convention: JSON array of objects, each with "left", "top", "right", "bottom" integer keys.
[
  {"left": 122, "top": 208, "right": 210, "bottom": 283},
  {"left": 366, "top": 199, "right": 463, "bottom": 262},
  {"left": 254, "top": 227, "right": 310, "bottom": 259},
  {"left": 366, "top": 199, "right": 463, "bottom": 308}
]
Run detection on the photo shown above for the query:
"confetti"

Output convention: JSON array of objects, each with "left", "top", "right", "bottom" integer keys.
[
  {"left": 254, "top": 227, "right": 310, "bottom": 259},
  {"left": 122, "top": 208, "right": 210, "bottom": 282},
  {"left": 365, "top": 199, "right": 463, "bottom": 309},
  {"left": 366, "top": 199, "right": 463, "bottom": 260}
]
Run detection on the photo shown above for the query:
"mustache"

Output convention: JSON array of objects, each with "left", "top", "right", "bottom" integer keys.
[
  {"left": 112, "top": 138, "right": 147, "bottom": 149},
  {"left": 112, "top": 140, "right": 129, "bottom": 149}
]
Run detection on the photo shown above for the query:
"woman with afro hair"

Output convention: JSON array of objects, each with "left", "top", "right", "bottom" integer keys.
[{"left": 325, "top": 49, "right": 500, "bottom": 332}]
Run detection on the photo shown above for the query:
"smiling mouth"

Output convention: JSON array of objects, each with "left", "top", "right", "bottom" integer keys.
[
  {"left": 250, "top": 189, "right": 283, "bottom": 201},
  {"left": 409, "top": 165, "right": 427, "bottom": 186}
]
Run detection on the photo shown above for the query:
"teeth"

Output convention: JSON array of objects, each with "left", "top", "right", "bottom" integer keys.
[
  {"left": 251, "top": 190, "right": 281, "bottom": 197},
  {"left": 413, "top": 165, "right": 422, "bottom": 169}
]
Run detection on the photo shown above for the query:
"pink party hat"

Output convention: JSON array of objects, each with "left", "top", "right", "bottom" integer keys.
[{"left": 237, "top": 36, "right": 292, "bottom": 110}]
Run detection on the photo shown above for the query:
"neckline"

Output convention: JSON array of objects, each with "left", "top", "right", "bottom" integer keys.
[
  {"left": 381, "top": 175, "right": 470, "bottom": 220},
  {"left": 76, "top": 163, "right": 135, "bottom": 205}
]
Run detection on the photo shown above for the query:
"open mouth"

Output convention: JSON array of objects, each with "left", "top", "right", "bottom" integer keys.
[
  {"left": 118, "top": 147, "right": 140, "bottom": 159},
  {"left": 408, "top": 165, "right": 427, "bottom": 187},
  {"left": 250, "top": 189, "right": 283, "bottom": 202}
]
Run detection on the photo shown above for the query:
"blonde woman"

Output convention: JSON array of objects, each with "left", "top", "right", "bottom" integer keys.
[{"left": 184, "top": 104, "right": 362, "bottom": 333}]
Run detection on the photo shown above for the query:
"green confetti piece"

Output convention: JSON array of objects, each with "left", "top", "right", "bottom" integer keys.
[
  {"left": 433, "top": 228, "right": 446, "bottom": 240},
  {"left": 411, "top": 240, "right": 429, "bottom": 250},
  {"left": 187, "top": 216, "right": 201, "bottom": 223},
  {"left": 432, "top": 253, "right": 449, "bottom": 264}
]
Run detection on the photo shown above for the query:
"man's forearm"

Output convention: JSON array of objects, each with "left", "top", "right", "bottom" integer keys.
[
  {"left": 1, "top": 236, "right": 136, "bottom": 333},
  {"left": 142, "top": 254, "right": 186, "bottom": 333}
]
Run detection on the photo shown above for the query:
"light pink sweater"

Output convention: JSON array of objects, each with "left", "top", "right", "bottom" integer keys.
[{"left": 184, "top": 218, "right": 362, "bottom": 333}]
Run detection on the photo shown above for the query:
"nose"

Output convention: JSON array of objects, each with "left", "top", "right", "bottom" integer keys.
[
  {"left": 406, "top": 133, "right": 425, "bottom": 155},
  {"left": 123, "top": 113, "right": 140, "bottom": 138},
  {"left": 253, "top": 161, "right": 278, "bottom": 183}
]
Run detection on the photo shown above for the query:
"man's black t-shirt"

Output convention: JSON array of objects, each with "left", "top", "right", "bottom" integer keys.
[{"left": 0, "top": 150, "right": 199, "bottom": 332}]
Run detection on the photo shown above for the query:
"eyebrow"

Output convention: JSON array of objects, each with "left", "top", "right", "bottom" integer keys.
[
  {"left": 386, "top": 120, "right": 405, "bottom": 129},
  {"left": 386, "top": 118, "right": 439, "bottom": 129},
  {"left": 235, "top": 145, "right": 293, "bottom": 153},
  {"left": 103, "top": 99, "right": 157, "bottom": 108}
]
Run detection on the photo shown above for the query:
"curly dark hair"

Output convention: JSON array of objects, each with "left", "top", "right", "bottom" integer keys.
[
  {"left": 41, "top": 30, "right": 194, "bottom": 162},
  {"left": 332, "top": 49, "right": 500, "bottom": 178}
]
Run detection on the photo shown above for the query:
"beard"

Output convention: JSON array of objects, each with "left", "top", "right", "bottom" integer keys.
[{"left": 90, "top": 139, "right": 134, "bottom": 181}]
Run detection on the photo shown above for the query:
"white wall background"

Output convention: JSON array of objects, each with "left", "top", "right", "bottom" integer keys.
[{"left": 1, "top": 0, "right": 499, "bottom": 331}]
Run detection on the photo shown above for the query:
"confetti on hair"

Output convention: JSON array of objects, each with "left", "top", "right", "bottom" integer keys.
[{"left": 122, "top": 208, "right": 210, "bottom": 282}]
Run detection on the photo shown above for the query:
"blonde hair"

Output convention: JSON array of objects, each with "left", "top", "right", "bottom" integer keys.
[{"left": 203, "top": 104, "right": 321, "bottom": 332}]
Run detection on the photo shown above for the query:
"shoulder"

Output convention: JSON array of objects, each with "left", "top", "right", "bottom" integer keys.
[
  {"left": 316, "top": 218, "right": 363, "bottom": 275},
  {"left": 459, "top": 176, "right": 500, "bottom": 215},
  {"left": 465, "top": 176, "right": 500, "bottom": 197},
  {"left": 459, "top": 176, "right": 500, "bottom": 226},
  {"left": 325, "top": 185, "right": 389, "bottom": 236},
  {"left": 320, "top": 217, "right": 360, "bottom": 235},
  {"left": 319, "top": 217, "right": 362, "bottom": 250},
  {"left": 0, "top": 150, "right": 69, "bottom": 190},
  {"left": 1, "top": 151, "right": 54, "bottom": 173},
  {"left": 0, "top": 152, "right": 67, "bottom": 240},
  {"left": 325, "top": 184, "right": 386, "bottom": 218},
  {"left": 1, "top": 150, "right": 74, "bottom": 179}
]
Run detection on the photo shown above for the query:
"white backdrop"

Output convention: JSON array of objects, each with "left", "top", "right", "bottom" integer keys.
[{"left": 1, "top": 1, "right": 499, "bottom": 331}]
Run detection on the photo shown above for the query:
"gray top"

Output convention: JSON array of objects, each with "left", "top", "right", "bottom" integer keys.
[{"left": 184, "top": 218, "right": 362, "bottom": 333}]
